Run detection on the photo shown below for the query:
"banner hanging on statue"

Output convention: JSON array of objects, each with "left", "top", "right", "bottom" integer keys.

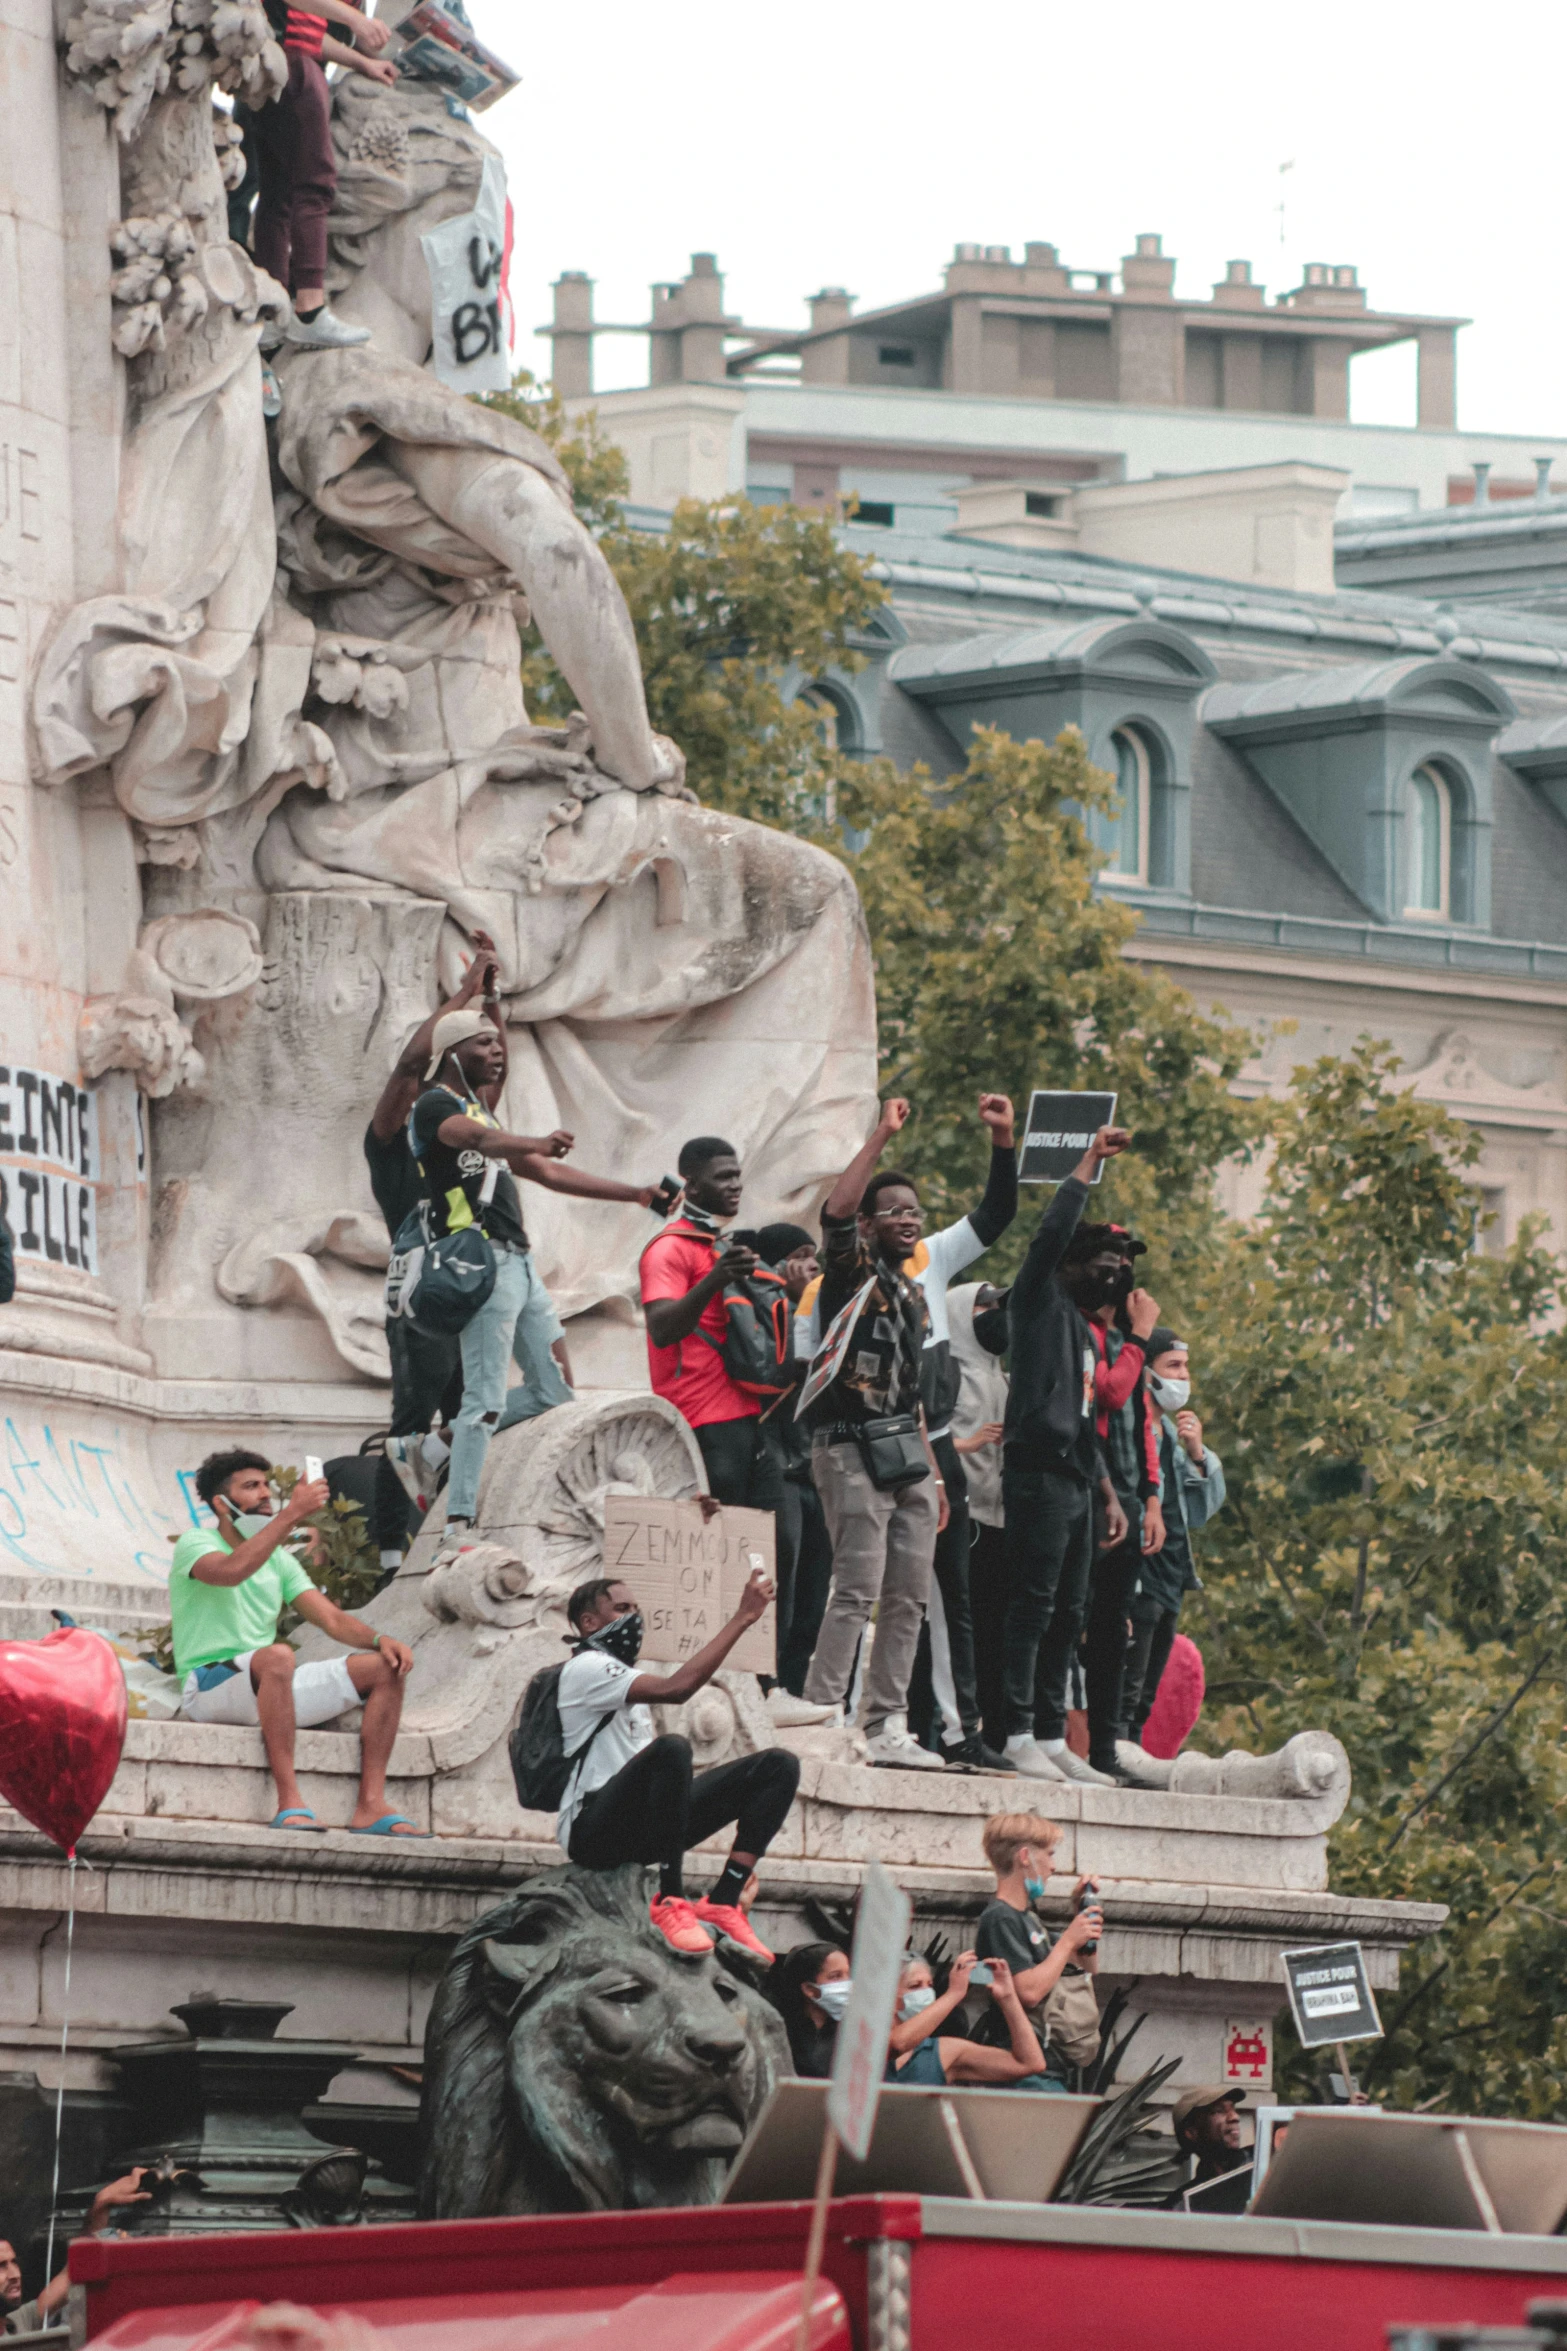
[{"left": 422, "top": 151, "right": 513, "bottom": 394}]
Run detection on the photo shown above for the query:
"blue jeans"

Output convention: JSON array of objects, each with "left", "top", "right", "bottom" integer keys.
[{"left": 447, "top": 1244, "right": 573, "bottom": 1520}]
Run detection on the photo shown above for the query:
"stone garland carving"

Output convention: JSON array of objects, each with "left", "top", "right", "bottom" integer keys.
[
  {"left": 79, "top": 908, "right": 264, "bottom": 1097},
  {"left": 418, "top": 1864, "right": 788, "bottom": 2217},
  {"left": 65, "top": 0, "right": 284, "bottom": 143}
]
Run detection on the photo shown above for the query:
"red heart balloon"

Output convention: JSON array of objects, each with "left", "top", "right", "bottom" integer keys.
[{"left": 0, "top": 1629, "right": 128, "bottom": 1855}]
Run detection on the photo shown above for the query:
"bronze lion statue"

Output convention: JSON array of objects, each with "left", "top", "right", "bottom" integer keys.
[{"left": 418, "top": 1864, "right": 790, "bottom": 2216}]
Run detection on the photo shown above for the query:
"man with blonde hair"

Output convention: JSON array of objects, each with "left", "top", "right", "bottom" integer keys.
[{"left": 972, "top": 1810, "right": 1103, "bottom": 2087}]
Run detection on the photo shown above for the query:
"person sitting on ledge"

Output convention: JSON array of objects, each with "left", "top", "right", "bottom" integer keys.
[
  {"left": 556, "top": 1572, "right": 800, "bottom": 1963},
  {"left": 173, "top": 1448, "right": 421, "bottom": 1836}
]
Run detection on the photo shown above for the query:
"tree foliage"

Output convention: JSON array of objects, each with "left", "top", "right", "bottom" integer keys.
[{"left": 1184, "top": 1041, "right": 1567, "bottom": 2115}]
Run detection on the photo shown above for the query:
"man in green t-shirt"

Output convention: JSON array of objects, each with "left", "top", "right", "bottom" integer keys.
[{"left": 173, "top": 1448, "right": 420, "bottom": 1835}]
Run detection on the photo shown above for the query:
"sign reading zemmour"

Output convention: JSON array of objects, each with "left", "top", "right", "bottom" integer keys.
[
  {"left": 601, "top": 1494, "right": 776, "bottom": 1674},
  {"left": 0, "top": 1064, "right": 97, "bottom": 1274},
  {"left": 828, "top": 1859, "right": 911, "bottom": 2163},
  {"left": 1280, "top": 1941, "right": 1383, "bottom": 2050}
]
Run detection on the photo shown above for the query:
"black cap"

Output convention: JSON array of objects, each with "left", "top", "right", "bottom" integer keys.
[
  {"left": 1145, "top": 1325, "right": 1183, "bottom": 1360},
  {"left": 755, "top": 1222, "right": 815, "bottom": 1265}
]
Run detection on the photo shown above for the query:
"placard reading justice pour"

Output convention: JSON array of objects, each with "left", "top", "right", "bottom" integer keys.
[{"left": 600, "top": 1496, "right": 776, "bottom": 1674}]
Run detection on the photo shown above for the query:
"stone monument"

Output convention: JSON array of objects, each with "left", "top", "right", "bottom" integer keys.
[
  {"left": 0, "top": 0, "right": 1444, "bottom": 2220},
  {"left": 2, "top": 19, "right": 876, "bottom": 1589}
]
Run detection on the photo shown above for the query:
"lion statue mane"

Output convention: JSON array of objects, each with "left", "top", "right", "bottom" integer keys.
[{"left": 417, "top": 1864, "right": 790, "bottom": 2216}]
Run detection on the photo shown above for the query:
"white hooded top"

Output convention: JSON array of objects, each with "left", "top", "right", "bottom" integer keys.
[{"left": 948, "top": 1280, "right": 1009, "bottom": 1528}]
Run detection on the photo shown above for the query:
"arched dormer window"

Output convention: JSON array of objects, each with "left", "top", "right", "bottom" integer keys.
[
  {"left": 1110, "top": 727, "right": 1153, "bottom": 885},
  {"left": 1405, "top": 763, "right": 1452, "bottom": 921}
]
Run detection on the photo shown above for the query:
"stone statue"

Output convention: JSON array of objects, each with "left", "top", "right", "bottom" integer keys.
[
  {"left": 418, "top": 1864, "right": 789, "bottom": 2216},
  {"left": 35, "top": 53, "right": 876, "bottom": 1392}
]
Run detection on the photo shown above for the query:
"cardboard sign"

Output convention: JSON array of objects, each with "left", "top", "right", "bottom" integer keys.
[
  {"left": 827, "top": 1859, "right": 911, "bottom": 2163},
  {"left": 1280, "top": 1941, "right": 1383, "bottom": 2049},
  {"left": 600, "top": 1495, "right": 776, "bottom": 1674},
  {"left": 0, "top": 1064, "right": 99, "bottom": 1275},
  {"left": 1018, "top": 1090, "right": 1117, "bottom": 1184}
]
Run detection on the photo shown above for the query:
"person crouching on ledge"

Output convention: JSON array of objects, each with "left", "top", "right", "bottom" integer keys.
[
  {"left": 173, "top": 1448, "right": 421, "bottom": 1836},
  {"left": 556, "top": 1572, "right": 800, "bottom": 1962}
]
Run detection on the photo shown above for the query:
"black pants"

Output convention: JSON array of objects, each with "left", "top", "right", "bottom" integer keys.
[
  {"left": 1083, "top": 1531, "right": 1141, "bottom": 1769},
  {"left": 696, "top": 1415, "right": 791, "bottom": 1674},
  {"left": 387, "top": 1314, "right": 463, "bottom": 1439},
  {"left": 777, "top": 1470, "right": 832, "bottom": 1695},
  {"left": 567, "top": 1734, "right": 800, "bottom": 1894},
  {"left": 968, "top": 1521, "right": 1009, "bottom": 1754},
  {"left": 1125, "top": 1602, "right": 1180, "bottom": 1742},
  {"left": 909, "top": 1433, "right": 979, "bottom": 1746},
  {"left": 1001, "top": 1467, "right": 1094, "bottom": 1740}
]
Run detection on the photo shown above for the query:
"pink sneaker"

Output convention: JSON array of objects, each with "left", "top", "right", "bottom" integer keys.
[
  {"left": 649, "top": 1895, "right": 714, "bottom": 1954},
  {"left": 691, "top": 1898, "right": 775, "bottom": 1964}
]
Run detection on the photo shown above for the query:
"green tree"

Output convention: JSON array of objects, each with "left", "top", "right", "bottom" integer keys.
[{"left": 1184, "top": 1040, "right": 1567, "bottom": 2115}]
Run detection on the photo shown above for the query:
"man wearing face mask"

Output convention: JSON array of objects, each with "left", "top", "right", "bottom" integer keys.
[
  {"left": 1118, "top": 1327, "right": 1226, "bottom": 1781},
  {"left": 555, "top": 1573, "right": 800, "bottom": 1961},
  {"left": 1080, "top": 1231, "right": 1165, "bottom": 1785},
  {"left": 997, "top": 1123, "right": 1134, "bottom": 1782}
]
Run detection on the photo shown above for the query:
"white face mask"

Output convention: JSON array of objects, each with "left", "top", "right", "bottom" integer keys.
[
  {"left": 1150, "top": 1373, "right": 1190, "bottom": 1412},
  {"left": 814, "top": 1978, "right": 852, "bottom": 2022},
  {"left": 898, "top": 1986, "right": 937, "bottom": 2020}
]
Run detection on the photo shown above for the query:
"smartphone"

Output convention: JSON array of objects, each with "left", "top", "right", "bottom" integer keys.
[
  {"left": 967, "top": 1962, "right": 993, "bottom": 1987},
  {"left": 649, "top": 1174, "right": 682, "bottom": 1218},
  {"left": 304, "top": 1455, "right": 324, "bottom": 1484}
]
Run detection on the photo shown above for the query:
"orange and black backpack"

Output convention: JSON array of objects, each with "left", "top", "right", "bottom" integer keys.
[{"left": 640, "top": 1219, "right": 794, "bottom": 1398}]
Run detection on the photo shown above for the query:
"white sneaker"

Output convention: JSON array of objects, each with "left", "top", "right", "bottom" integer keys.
[
  {"left": 430, "top": 1519, "right": 476, "bottom": 1569},
  {"left": 865, "top": 1718, "right": 948, "bottom": 1771},
  {"left": 384, "top": 1436, "right": 425, "bottom": 1508},
  {"left": 1050, "top": 1747, "right": 1117, "bottom": 1787},
  {"left": 285, "top": 304, "right": 371, "bottom": 349},
  {"left": 1004, "top": 1738, "right": 1066, "bottom": 1782},
  {"left": 766, "top": 1688, "right": 839, "bottom": 1728}
]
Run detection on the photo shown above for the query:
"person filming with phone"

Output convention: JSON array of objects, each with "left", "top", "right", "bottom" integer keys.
[
  {"left": 172, "top": 1448, "right": 420, "bottom": 1836},
  {"left": 970, "top": 1810, "right": 1102, "bottom": 2088}
]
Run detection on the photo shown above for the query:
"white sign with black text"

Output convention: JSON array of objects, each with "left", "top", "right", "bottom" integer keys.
[
  {"left": 422, "top": 151, "right": 512, "bottom": 395},
  {"left": 0, "top": 1064, "right": 98, "bottom": 1274}
]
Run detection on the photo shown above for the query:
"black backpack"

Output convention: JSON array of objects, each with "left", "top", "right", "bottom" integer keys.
[
  {"left": 640, "top": 1221, "right": 794, "bottom": 1399},
  {"left": 508, "top": 1662, "right": 613, "bottom": 1812}
]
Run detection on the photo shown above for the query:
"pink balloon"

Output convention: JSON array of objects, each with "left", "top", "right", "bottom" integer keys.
[
  {"left": 0, "top": 1629, "right": 127, "bottom": 1855},
  {"left": 1140, "top": 1632, "right": 1205, "bottom": 1760}
]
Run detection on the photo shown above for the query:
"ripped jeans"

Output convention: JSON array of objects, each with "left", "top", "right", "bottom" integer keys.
[{"left": 446, "top": 1241, "right": 573, "bottom": 1521}]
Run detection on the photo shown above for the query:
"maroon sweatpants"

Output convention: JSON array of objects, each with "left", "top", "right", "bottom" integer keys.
[{"left": 252, "top": 50, "right": 336, "bottom": 297}]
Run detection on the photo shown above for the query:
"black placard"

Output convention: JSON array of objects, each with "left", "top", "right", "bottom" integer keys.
[
  {"left": 1280, "top": 1941, "right": 1383, "bottom": 2050},
  {"left": 1018, "top": 1091, "right": 1117, "bottom": 1185}
]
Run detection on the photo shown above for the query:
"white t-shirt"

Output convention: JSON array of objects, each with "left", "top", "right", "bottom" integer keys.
[{"left": 555, "top": 1650, "right": 654, "bottom": 1848}]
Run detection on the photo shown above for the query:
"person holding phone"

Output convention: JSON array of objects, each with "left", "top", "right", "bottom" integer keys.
[
  {"left": 970, "top": 1810, "right": 1101, "bottom": 2088},
  {"left": 172, "top": 1449, "right": 420, "bottom": 1834},
  {"left": 886, "top": 1950, "right": 1053, "bottom": 2088}
]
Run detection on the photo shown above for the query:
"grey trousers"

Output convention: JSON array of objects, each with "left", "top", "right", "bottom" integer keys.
[{"left": 803, "top": 1437, "right": 939, "bottom": 1733}]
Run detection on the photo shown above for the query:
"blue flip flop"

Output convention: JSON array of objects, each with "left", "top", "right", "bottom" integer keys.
[
  {"left": 271, "top": 1807, "right": 327, "bottom": 1832},
  {"left": 349, "top": 1814, "right": 429, "bottom": 1838}
]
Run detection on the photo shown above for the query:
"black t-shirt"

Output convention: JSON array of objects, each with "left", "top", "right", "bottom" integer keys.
[
  {"left": 973, "top": 1896, "right": 1066, "bottom": 2076},
  {"left": 788, "top": 2014, "right": 837, "bottom": 2079},
  {"left": 364, "top": 1120, "right": 423, "bottom": 1238},
  {"left": 408, "top": 1086, "right": 527, "bottom": 1249}
]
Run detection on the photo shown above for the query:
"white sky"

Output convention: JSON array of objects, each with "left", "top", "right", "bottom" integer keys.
[{"left": 468, "top": 0, "right": 1561, "bottom": 442}]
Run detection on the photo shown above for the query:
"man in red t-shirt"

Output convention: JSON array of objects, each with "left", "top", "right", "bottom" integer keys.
[{"left": 640, "top": 1137, "right": 784, "bottom": 1514}]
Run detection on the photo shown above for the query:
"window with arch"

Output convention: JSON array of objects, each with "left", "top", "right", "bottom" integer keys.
[
  {"left": 1405, "top": 763, "right": 1452, "bottom": 920},
  {"left": 1109, "top": 727, "right": 1153, "bottom": 885}
]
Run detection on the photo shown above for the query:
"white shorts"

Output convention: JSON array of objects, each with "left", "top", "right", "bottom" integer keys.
[{"left": 179, "top": 1650, "right": 361, "bottom": 1727}]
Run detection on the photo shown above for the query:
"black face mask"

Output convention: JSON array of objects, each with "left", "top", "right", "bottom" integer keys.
[
  {"left": 1069, "top": 1269, "right": 1120, "bottom": 1310},
  {"left": 972, "top": 1303, "right": 1010, "bottom": 1357},
  {"left": 583, "top": 1611, "right": 644, "bottom": 1666}
]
